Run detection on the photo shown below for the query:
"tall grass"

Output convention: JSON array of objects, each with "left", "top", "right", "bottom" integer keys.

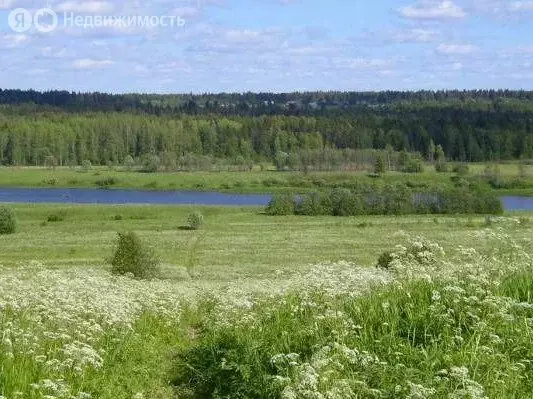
[
  {"left": 1, "top": 223, "right": 532, "bottom": 398},
  {"left": 174, "top": 237, "right": 533, "bottom": 398}
]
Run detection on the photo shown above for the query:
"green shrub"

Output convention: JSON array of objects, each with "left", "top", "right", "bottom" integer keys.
[
  {"left": 452, "top": 163, "right": 469, "bottom": 176},
  {"left": 265, "top": 186, "right": 502, "bottom": 218},
  {"left": 123, "top": 155, "right": 135, "bottom": 170},
  {"left": 95, "top": 177, "right": 119, "bottom": 188},
  {"left": 81, "top": 159, "right": 92, "bottom": 172},
  {"left": 42, "top": 177, "right": 58, "bottom": 186},
  {"left": 451, "top": 176, "right": 470, "bottom": 188},
  {"left": 141, "top": 154, "right": 161, "bottom": 173},
  {"left": 0, "top": 207, "right": 17, "bottom": 235},
  {"left": 296, "top": 192, "right": 330, "bottom": 216},
  {"left": 381, "top": 184, "right": 414, "bottom": 215},
  {"left": 187, "top": 211, "right": 205, "bottom": 230},
  {"left": 403, "top": 157, "right": 424, "bottom": 173},
  {"left": 330, "top": 188, "right": 364, "bottom": 216},
  {"left": 435, "top": 162, "right": 450, "bottom": 173},
  {"left": 376, "top": 250, "right": 394, "bottom": 269},
  {"left": 488, "top": 177, "right": 530, "bottom": 190},
  {"left": 47, "top": 210, "right": 67, "bottom": 222},
  {"left": 110, "top": 232, "right": 160, "bottom": 279},
  {"left": 265, "top": 194, "right": 296, "bottom": 215},
  {"left": 262, "top": 178, "right": 285, "bottom": 187}
]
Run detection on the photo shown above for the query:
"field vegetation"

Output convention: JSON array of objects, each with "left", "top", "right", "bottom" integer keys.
[
  {"left": 0, "top": 202, "right": 532, "bottom": 397},
  {"left": 3, "top": 87, "right": 533, "bottom": 398},
  {"left": 0, "top": 161, "right": 533, "bottom": 196}
]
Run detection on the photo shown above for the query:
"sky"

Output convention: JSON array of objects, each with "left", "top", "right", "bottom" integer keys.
[{"left": 0, "top": 0, "right": 533, "bottom": 93}]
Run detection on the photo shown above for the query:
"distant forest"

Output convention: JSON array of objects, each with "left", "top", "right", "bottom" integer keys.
[{"left": 1, "top": 89, "right": 533, "bottom": 167}]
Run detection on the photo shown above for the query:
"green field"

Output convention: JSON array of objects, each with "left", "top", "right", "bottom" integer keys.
[
  {"left": 3, "top": 205, "right": 531, "bottom": 274},
  {"left": 1, "top": 200, "right": 533, "bottom": 397},
  {"left": 1, "top": 162, "right": 533, "bottom": 195}
]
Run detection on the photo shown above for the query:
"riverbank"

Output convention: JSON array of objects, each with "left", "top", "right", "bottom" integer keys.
[{"left": 1, "top": 165, "right": 533, "bottom": 196}]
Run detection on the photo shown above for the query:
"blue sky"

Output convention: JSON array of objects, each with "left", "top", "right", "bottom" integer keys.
[{"left": 1, "top": 0, "right": 533, "bottom": 93}]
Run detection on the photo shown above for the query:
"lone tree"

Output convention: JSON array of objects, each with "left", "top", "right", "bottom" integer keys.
[
  {"left": 0, "top": 207, "right": 17, "bottom": 235},
  {"left": 374, "top": 154, "right": 386, "bottom": 176},
  {"left": 110, "top": 232, "right": 160, "bottom": 279}
]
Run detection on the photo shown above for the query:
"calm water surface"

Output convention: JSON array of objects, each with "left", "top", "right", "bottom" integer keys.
[
  {"left": 0, "top": 188, "right": 531, "bottom": 211},
  {"left": 0, "top": 187, "right": 271, "bottom": 206}
]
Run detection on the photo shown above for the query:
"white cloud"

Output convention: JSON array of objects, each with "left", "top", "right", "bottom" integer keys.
[
  {"left": 185, "top": 26, "right": 287, "bottom": 54},
  {"left": 172, "top": 6, "right": 201, "bottom": 19},
  {"left": 72, "top": 58, "right": 114, "bottom": 69},
  {"left": 452, "top": 62, "right": 462, "bottom": 70},
  {"left": 56, "top": 1, "right": 114, "bottom": 14},
  {"left": 0, "top": 0, "right": 15, "bottom": 9},
  {"left": 333, "top": 57, "right": 393, "bottom": 70},
  {"left": 509, "top": 1, "right": 533, "bottom": 11},
  {"left": 223, "top": 29, "right": 263, "bottom": 44},
  {"left": 394, "top": 28, "right": 437, "bottom": 43},
  {"left": 399, "top": 1, "right": 466, "bottom": 19},
  {"left": 41, "top": 46, "right": 68, "bottom": 58},
  {"left": 437, "top": 43, "right": 478, "bottom": 55},
  {"left": 27, "top": 68, "right": 51, "bottom": 76},
  {"left": 1, "top": 34, "right": 30, "bottom": 48}
]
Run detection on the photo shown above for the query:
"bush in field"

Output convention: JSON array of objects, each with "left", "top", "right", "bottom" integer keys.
[
  {"left": 476, "top": 193, "right": 504, "bottom": 215},
  {"left": 266, "top": 194, "right": 296, "bottom": 215},
  {"left": 403, "top": 157, "right": 424, "bottom": 173},
  {"left": 439, "top": 189, "right": 503, "bottom": 215},
  {"left": 187, "top": 211, "right": 204, "bottom": 230},
  {"left": 110, "top": 232, "right": 160, "bottom": 279},
  {"left": 381, "top": 184, "right": 414, "bottom": 215},
  {"left": 376, "top": 250, "right": 394, "bottom": 269},
  {"left": 95, "top": 177, "right": 119, "bottom": 188},
  {"left": 81, "top": 159, "right": 92, "bottom": 172},
  {"left": 141, "top": 154, "right": 161, "bottom": 173},
  {"left": 435, "top": 162, "right": 450, "bottom": 173},
  {"left": 453, "top": 163, "right": 470, "bottom": 176},
  {"left": 0, "top": 207, "right": 16, "bottom": 235},
  {"left": 330, "top": 188, "right": 364, "bottom": 216},
  {"left": 47, "top": 210, "right": 67, "bottom": 222},
  {"left": 297, "top": 192, "right": 331, "bottom": 216},
  {"left": 123, "top": 155, "right": 135, "bottom": 170}
]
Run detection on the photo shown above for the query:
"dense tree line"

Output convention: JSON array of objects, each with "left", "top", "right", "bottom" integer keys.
[
  {"left": 266, "top": 186, "right": 504, "bottom": 216},
  {"left": 1, "top": 89, "right": 533, "bottom": 166},
  {"left": 3, "top": 89, "right": 533, "bottom": 115}
]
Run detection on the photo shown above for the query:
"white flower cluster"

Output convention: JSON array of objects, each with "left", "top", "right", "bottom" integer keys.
[
  {"left": 0, "top": 264, "right": 185, "bottom": 398},
  {"left": 209, "top": 231, "right": 533, "bottom": 398},
  {"left": 274, "top": 343, "right": 383, "bottom": 399}
]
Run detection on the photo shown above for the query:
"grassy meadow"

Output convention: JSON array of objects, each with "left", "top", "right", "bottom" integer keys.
[
  {"left": 2, "top": 205, "right": 531, "bottom": 274},
  {"left": 1, "top": 169, "right": 533, "bottom": 397},
  {"left": 0, "top": 161, "right": 533, "bottom": 195}
]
